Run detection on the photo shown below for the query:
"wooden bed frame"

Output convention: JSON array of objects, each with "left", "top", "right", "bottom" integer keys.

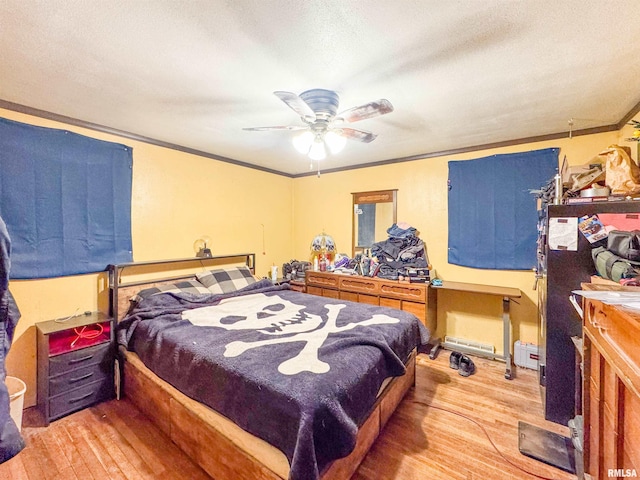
[{"left": 109, "top": 255, "right": 417, "bottom": 480}]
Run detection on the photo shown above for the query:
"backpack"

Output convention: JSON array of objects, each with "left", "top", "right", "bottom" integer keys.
[
  {"left": 592, "top": 246, "right": 640, "bottom": 282},
  {"left": 607, "top": 230, "right": 640, "bottom": 262}
]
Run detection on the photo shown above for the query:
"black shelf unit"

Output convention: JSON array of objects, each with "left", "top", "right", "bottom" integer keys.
[{"left": 539, "top": 200, "right": 640, "bottom": 425}]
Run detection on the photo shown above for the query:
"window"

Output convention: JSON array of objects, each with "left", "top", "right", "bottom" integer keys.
[
  {"left": 448, "top": 148, "right": 558, "bottom": 270},
  {"left": 0, "top": 117, "right": 133, "bottom": 279}
]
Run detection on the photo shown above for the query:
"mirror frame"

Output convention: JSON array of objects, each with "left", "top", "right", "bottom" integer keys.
[{"left": 351, "top": 189, "right": 397, "bottom": 257}]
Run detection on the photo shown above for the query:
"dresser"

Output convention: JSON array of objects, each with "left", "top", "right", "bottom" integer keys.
[
  {"left": 37, "top": 311, "right": 115, "bottom": 425},
  {"left": 305, "top": 271, "right": 436, "bottom": 335},
  {"left": 583, "top": 295, "right": 640, "bottom": 478}
]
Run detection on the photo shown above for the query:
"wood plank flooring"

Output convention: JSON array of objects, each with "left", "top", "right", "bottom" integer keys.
[{"left": 0, "top": 352, "right": 577, "bottom": 480}]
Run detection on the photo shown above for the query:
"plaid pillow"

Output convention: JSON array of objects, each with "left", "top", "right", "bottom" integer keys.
[
  {"left": 196, "top": 266, "right": 256, "bottom": 294},
  {"left": 131, "top": 279, "right": 210, "bottom": 303}
]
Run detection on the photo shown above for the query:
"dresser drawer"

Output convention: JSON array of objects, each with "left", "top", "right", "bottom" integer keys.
[
  {"left": 323, "top": 288, "right": 340, "bottom": 299},
  {"left": 583, "top": 297, "right": 640, "bottom": 477},
  {"left": 585, "top": 300, "right": 640, "bottom": 390},
  {"left": 307, "top": 285, "right": 322, "bottom": 296},
  {"left": 401, "top": 301, "right": 426, "bottom": 320},
  {"left": 378, "top": 281, "right": 426, "bottom": 302},
  {"left": 380, "top": 297, "right": 401, "bottom": 309},
  {"left": 339, "top": 276, "right": 379, "bottom": 295},
  {"left": 49, "top": 342, "right": 111, "bottom": 377},
  {"left": 340, "top": 291, "right": 358, "bottom": 302},
  {"left": 306, "top": 272, "right": 340, "bottom": 289},
  {"left": 49, "top": 379, "right": 114, "bottom": 420},
  {"left": 358, "top": 293, "right": 379, "bottom": 305},
  {"left": 49, "top": 362, "right": 112, "bottom": 397}
]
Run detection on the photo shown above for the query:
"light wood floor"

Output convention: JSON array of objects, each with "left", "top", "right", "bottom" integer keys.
[{"left": 1, "top": 352, "right": 577, "bottom": 480}]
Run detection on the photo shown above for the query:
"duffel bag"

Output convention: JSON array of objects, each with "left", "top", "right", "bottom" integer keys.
[
  {"left": 592, "top": 246, "right": 639, "bottom": 282},
  {"left": 607, "top": 230, "right": 640, "bottom": 262}
]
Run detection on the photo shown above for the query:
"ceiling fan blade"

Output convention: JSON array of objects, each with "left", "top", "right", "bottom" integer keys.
[
  {"left": 273, "top": 91, "right": 316, "bottom": 121},
  {"left": 339, "top": 127, "right": 378, "bottom": 143},
  {"left": 243, "top": 125, "right": 308, "bottom": 131},
  {"left": 336, "top": 99, "right": 394, "bottom": 123}
]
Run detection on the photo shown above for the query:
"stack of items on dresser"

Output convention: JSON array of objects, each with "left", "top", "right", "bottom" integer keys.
[
  {"left": 562, "top": 144, "right": 640, "bottom": 203},
  {"left": 371, "top": 222, "right": 430, "bottom": 282}
]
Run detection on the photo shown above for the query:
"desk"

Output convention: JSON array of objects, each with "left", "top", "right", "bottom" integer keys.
[{"left": 431, "top": 280, "right": 521, "bottom": 379}]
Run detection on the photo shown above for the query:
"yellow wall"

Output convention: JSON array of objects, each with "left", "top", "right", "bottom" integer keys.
[
  {"left": 1, "top": 108, "right": 294, "bottom": 407},
  {"left": 3, "top": 104, "right": 638, "bottom": 409},
  {"left": 293, "top": 129, "right": 637, "bottom": 358}
]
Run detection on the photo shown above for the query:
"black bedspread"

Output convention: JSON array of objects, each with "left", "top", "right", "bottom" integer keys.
[{"left": 117, "top": 279, "right": 430, "bottom": 480}]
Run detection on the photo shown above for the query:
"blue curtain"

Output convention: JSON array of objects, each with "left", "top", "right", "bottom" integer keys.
[
  {"left": 0, "top": 117, "right": 133, "bottom": 279},
  {"left": 448, "top": 148, "right": 558, "bottom": 270}
]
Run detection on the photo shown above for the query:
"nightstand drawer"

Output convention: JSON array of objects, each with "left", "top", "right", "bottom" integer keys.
[
  {"left": 49, "top": 379, "right": 113, "bottom": 420},
  {"left": 49, "top": 342, "right": 111, "bottom": 377},
  {"left": 49, "top": 362, "right": 112, "bottom": 397}
]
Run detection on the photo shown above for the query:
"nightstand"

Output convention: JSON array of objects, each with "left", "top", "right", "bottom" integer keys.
[
  {"left": 37, "top": 311, "right": 115, "bottom": 425},
  {"left": 289, "top": 279, "right": 306, "bottom": 293}
]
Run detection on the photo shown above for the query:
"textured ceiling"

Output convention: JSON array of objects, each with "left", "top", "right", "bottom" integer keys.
[{"left": 1, "top": 0, "right": 639, "bottom": 176}]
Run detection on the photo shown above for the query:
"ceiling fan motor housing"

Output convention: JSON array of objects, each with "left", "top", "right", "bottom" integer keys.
[{"left": 300, "top": 89, "right": 339, "bottom": 120}]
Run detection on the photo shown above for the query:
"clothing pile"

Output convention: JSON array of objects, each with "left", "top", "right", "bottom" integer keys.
[{"left": 371, "top": 222, "right": 429, "bottom": 280}]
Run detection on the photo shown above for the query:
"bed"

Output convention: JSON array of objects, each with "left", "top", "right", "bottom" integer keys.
[{"left": 110, "top": 254, "right": 429, "bottom": 480}]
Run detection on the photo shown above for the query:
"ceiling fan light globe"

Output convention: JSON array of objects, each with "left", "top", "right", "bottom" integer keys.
[
  {"left": 325, "top": 131, "right": 347, "bottom": 154},
  {"left": 308, "top": 140, "right": 326, "bottom": 161},
  {"left": 292, "top": 131, "right": 314, "bottom": 154}
]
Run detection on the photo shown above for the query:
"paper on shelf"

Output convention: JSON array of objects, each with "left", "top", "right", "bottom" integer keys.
[
  {"left": 549, "top": 217, "right": 578, "bottom": 251},
  {"left": 572, "top": 290, "right": 640, "bottom": 311},
  {"left": 569, "top": 294, "right": 584, "bottom": 318}
]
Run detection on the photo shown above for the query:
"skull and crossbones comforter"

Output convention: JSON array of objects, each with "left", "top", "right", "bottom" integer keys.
[{"left": 117, "top": 279, "right": 430, "bottom": 480}]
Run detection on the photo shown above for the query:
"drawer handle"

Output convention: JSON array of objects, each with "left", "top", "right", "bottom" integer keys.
[
  {"left": 586, "top": 304, "right": 598, "bottom": 327},
  {"left": 589, "top": 315, "right": 607, "bottom": 332},
  {"left": 69, "top": 392, "right": 94, "bottom": 403},
  {"left": 588, "top": 311, "right": 602, "bottom": 329},
  {"left": 590, "top": 320, "right": 607, "bottom": 334},
  {"left": 69, "top": 354, "right": 94, "bottom": 365},
  {"left": 69, "top": 372, "right": 94, "bottom": 383}
]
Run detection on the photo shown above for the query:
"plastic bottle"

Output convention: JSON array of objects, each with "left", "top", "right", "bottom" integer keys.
[{"left": 553, "top": 173, "right": 562, "bottom": 205}]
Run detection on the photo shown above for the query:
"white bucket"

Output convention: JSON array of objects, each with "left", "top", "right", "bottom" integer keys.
[{"left": 6, "top": 376, "right": 26, "bottom": 432}]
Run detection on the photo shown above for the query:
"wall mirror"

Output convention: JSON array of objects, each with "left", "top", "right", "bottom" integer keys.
[{"left": 352, "top": 189, "right": 397, "bottom": 257}]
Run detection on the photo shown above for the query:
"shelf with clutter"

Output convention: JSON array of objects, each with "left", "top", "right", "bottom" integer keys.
[{"left": 552, "top": 139, "right": 640, "bottom": 205}]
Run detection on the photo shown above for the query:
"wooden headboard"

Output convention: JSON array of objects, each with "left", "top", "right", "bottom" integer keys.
[{"left": 108, "top": 253, "right": 256, "bottom": 322}]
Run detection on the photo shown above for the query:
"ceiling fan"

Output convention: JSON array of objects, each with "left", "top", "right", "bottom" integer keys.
[{"left": 243, "top": 89, "right": 393, "bottom": 161}]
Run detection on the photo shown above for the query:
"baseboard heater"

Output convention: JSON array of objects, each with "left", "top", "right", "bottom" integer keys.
[{"left": 443, "top": 336, "right": 498, "bottom": 360}]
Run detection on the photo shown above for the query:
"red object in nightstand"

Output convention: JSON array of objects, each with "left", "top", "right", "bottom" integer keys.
[{"left": 48, "top": 321, "right": 111, "bottom": 356}]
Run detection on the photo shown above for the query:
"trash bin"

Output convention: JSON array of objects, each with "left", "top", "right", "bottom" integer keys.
[{"left": 6, "top": 376, "right": 26, "bottom": 432}]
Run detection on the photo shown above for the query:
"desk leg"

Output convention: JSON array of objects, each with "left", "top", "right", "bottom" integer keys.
[
  {"left": 503, "top": 297, "right": 513, "bottom": 380},
  {"left": 427, "top": 337, "right": 441, "bottom": 360}
]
